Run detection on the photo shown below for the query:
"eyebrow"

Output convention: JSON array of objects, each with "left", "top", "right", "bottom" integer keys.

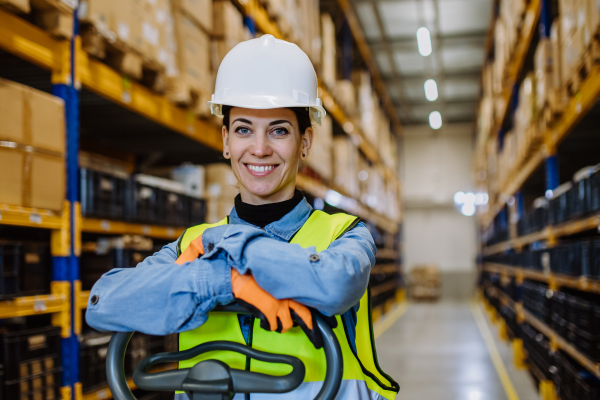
[
  {"left": 232, "top": 118, "right": 253, "bottom": 125},
  {"left": 268, "top": 120, "right": 292, "bottom": 126}
]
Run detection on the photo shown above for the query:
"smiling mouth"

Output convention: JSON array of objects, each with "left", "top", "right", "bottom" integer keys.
[{"left": 244, "top": 163, "right": 279, "bottom": 176}]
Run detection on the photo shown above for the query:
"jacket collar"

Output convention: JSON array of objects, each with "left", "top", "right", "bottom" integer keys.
[{"left": 229, "top": 197, "right": 313, "bottom": 242}]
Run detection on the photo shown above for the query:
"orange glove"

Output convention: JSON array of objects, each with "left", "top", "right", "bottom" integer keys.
[
  {"left": 231, "top": 269, "right": 326, "bottom": 348},
  {"left": 175, "top": 236, "right": 205, "bottom": 265}
]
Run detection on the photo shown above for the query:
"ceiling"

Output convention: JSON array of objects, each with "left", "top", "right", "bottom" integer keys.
[{"left": 352, "top": 0, "right": 492, "bottom": 126}]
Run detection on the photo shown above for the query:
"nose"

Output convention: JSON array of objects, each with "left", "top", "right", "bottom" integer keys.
[{"left": 250, "top": 131, "right": 273, "bottom": 158}]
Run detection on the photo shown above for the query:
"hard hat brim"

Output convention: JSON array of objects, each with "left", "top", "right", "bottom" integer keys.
[{"left": 208, "top": 97, "right": 326, "bottom": 125}]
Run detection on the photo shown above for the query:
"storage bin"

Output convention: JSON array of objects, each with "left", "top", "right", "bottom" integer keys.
[
  {"left": 125, "top": 334, "right": 165, "bottom": 376},
  {"left": 80, "top": 168, "right": 128, "bottom": 220},
  {"left": 80, "top": 333, "right": 111, "bottom": 392},
  {"left": 555, "top": 352, "right": 600, "bottom": 400},
  {"left": 0, "top": 326, "right": 61, "bottom": 383},
  {"left": 4, "top": 367, "right": 61, "bottom": 400},
  {"left": 81, "top": 248, "right": 154, "bottom": 291},
  {"left": 162, "top": 190, "right": 188, "bottom": 226},
  {"left": 127, "top": 179, "right": 162, "bottom": 224},
  {"left": 548, "top": 182, "right": 572, "bottom": 225},
  {"left": 549, "top": 243, "right": 581, "bottom": 276},
  {"left": 0, "top": 242, "right": 21, "bottom": 300},
  {"left": 20, "top": 242, "right": 51, "bottom": 296},
  {"left": 187, "top": 196, "right": 206, "bottom": 226},
  {"left": 590, "top": 169, "right": 600, "bottom": 213}
]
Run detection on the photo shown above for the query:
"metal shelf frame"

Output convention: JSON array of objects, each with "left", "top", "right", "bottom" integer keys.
[
  {"left": 0, "top": 3, "right": 404, "bottom": 398},
  {"left": 482, "top": 212, "right": 600, "bottom": 256}
]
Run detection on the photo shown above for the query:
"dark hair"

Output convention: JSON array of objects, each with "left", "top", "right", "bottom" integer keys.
[{"left": 222, "top": 105, "right": 312, "bottom": 134}]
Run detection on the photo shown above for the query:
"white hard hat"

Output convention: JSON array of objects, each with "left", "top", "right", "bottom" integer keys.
[{"left": 208, "top": 34, "right": 326, "bottom": 125}]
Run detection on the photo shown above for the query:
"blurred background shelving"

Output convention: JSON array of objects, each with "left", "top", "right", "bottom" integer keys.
[{"left": 0, "top": 0, "right": 404, "bottom": 397}]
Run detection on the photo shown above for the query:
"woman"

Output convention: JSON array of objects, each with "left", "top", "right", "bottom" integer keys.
[{"left": 87, "top": 34, "right": 398, "bottom": 400}]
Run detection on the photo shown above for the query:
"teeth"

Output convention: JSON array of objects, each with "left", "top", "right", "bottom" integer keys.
[{"left": 247, "top": 165, "right": 274, "bottom": 172}]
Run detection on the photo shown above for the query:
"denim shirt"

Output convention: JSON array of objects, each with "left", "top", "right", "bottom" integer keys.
[{"left": 85, "top": 197, "right": 376, "bottom": 339}]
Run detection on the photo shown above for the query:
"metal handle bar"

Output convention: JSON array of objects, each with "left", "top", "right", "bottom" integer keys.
[{"left": 106, "top": 305, "right": 343, "bottom": 400}]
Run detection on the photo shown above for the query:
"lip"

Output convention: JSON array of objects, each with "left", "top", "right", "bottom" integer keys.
[{"left": 244, "top": 163, "right": 279, "bottom": 177}]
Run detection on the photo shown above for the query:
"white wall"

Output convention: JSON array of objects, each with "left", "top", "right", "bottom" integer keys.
[{"left": 401, "top": 123, "right": 477, "bottom": 273}]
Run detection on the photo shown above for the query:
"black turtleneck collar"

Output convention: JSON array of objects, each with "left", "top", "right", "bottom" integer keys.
[{"left": 234, "top": 190, "right": 305, "bottom": 228}]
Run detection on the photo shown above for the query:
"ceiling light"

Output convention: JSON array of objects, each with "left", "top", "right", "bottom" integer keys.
[
  {"left": 429, "top": 111, "right": 442, "bottom": 129},
  {"left": 424, "top": 79, "right": 438, "bottom": 101},
  {"left": 416, "top": 27, "right": 432, "bottom": 56}
]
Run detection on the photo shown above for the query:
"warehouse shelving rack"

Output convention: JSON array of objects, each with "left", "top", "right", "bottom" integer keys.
[
  {"left": 0, "top": 1, "right": 404, "bottom": 398},
  {"left": 483, "top": 285, "right": 600, "bottom": 380}
]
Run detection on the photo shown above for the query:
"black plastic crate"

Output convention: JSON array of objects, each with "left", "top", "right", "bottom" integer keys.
[
  {"left": 162, "top": 190, "right": 188, "bottom": 226},
  {"left": 0, "top": 326, "right": 61, "bottom": 383},
  {"left": 0, "top": 243, "right": 20, "bottom": 300},
  {"left": 187, "top": 197, "right": 206, "bottom": 226},
  {"left": 521, "top": 323, "right": 554, "bottom": 379},
  {"left": 20, "top": 243, "right": 51, "bottom": 296},
  {"left": 550, "top": 243, "right": 581, "bottom": 276},
  {"left": 81, "top": 248, "right": 153, "bottom": 290},
  {"left": 80, "top": 333, "right": 111, "bottom": 392},
  {"left": 80, "top": 168, "right": 128, "bottom": 220},
  {"left": 570, "top": 175, "right": 593, "bottom": 220},
  {"left": 555, "top": 352, "right": 600, "bottom": 400},
  {"left": 4, "top": 367, "right": 61, "bottom": 400},
  {"left": 127, "top": 180, "right": 162, "bottom": 224},
  {"left": 590, "top": 169, "right": 600, "bottom": 213},
  {"left": 125, "top": 334, "right": 165, "bottom": 376}
]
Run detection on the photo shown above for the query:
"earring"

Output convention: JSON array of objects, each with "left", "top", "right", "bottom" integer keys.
[
  {"left": 225, "top": 152, "right": 229, "bottom": 156},
  {"left": 302, "top": 153, "right": 305, "bottom": 158}
]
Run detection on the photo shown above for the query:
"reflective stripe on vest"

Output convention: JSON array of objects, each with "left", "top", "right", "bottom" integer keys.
[{"left": 176, "top": 211, "right": 399, "bottom": 399}]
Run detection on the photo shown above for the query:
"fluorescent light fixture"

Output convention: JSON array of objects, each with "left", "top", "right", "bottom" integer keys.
[
  {"left": 454, "top": 191, "right": 465, "bottom": 204},
  {"left": 464, "top": 192, "right": 476, "bottom": 205},
  {"left": 461, "top": 203, "right": 476, "bottom": 216},
  {"left": 325, "top": 190, "right": 342, "bottom": 207},
  {"left": 416, "top": 27, "right": 432, "bottom": 56},
  {"left": 429, "top": 111, "right": 442, "bottom": 129},
  {"left": 424, "top": 79, "right": 438, "bottom": 101}
]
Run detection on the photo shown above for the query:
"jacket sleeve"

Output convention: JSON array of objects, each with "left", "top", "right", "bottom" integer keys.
[
  {"left": 201, "top": 222, "right": 376, "bottom": 316},
  {"left": 84, "top": 241, "right": 234, "bottom": 335}
]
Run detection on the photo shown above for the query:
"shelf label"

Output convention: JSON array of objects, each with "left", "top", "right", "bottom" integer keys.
[
  {"left": 142, "top": 226, "right": 151, "bottom": 234},
  {"left": 29, "top": 214, "right": 42, "bottom": 224},
  {"left": 166, "top": 228, "right": 175, "bottom": 237},
  {"left": 34, "top": 300, "right": 47, "bottom": 312},
  {"left": 96, "top": 389, "right": 109, "bottom": 399},
  {"left": 101, "top": 220, "right": 111, "bottom": 231}
]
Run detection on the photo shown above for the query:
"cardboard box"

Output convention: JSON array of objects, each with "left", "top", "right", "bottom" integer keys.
[
  {"left": 305, "top": 115, "right": 333, "bottom": 181},
  {"left": 213, "top": 0, "right": 244, "bottom": 40},
  {"left": 550, "top": 20, "right": 563, "bottom": 90},
  {"left": 171, "top": 164, "right": 205, "bottom": 198},
  {"left": 0, "top": 0, "right": 29, "bottom": 13},
  {"left": 332, "top": 136, "right": 359, "bottom": 198},
  {"left": 206, "top": 197, "right": 234, "bottom": 223},
  {"left": 321, "top": 13, "right": 336, "bottom": 88},
  {"left": 34, "top": 9, "right": 74, "bottom": 39},
  {"left": 171, "top": 0, "right": 212, "bottom": 33},
  {"left": 168, "top": 11, "right": 211, "bottom": 101},
  {"left": 0, "top": 78, "right": 65, "bottom": 155},
  {"left": 0, "top": 146, "right": 65, "bottom": 211},
  {"left": 205, "top": 163, "right": 239, "bottom": 199}
]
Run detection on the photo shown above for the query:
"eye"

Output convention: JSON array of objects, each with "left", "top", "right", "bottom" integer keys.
[
  {"left": 235, "top": 126, "right": 251, "bottom": 135},
  {"left": 272, "top": 127, "right": 289, "bottom": 136}
]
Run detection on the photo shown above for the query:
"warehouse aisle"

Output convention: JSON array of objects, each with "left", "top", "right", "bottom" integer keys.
[{"left": 376, "top": 302, "right": 540, "bottom": 400}]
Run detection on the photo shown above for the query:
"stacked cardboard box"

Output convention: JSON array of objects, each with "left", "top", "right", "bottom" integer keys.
[
  {"left": 513, "top": 73, "right": 536, "bottom": 164},
  {"left": 332, "top": 136, "right": 359, "bottom": 199},
  {"left": 558, "top": 0, "right": 585, "bottom": 84},
  {"left": 167, "top": 0, "right": 212, "bottom": 106},
  {"left": 211, "top": 0, "right": 246, "bottom": 67},
  {"left": 321, "top": 13, "right": 336, "bottom": 89},
  {"left": 534, "top": 38, "right": 554, "bottom": 112},
  {"left": 333, "top": 80, "right": 357, "bottom": 117},
  {"left": 204, "top": 163, "right": 238, "bottom": 223},
  {"left": 0, "top": 78, "right": 66, "bottom": 212},
  {"left": 409, "top": 264, "right": 441, "bottom": 301},
  {"left": 305, "top": 115, "right": 333, "bottom": 182},
  {"left": 296, "top": 0, "right": 321, "bottom": 67}
]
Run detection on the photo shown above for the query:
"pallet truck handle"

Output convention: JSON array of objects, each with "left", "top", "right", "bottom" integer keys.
[{"left": 106, "top": 303, "right": 343, "bottom": 400}]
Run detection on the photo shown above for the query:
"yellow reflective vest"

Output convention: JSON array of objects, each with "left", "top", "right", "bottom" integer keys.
[{"left": 176, "top": 210, "right": 399, "bottom": 399}]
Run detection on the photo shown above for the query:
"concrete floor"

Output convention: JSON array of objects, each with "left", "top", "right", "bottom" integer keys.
[{"left": 375, "top": 302, "right": 540, "bottom": 400}]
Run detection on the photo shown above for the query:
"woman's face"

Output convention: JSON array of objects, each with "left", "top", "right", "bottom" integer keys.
[{"left": 223, "top": 107, "right": 313, "bottom": 205}]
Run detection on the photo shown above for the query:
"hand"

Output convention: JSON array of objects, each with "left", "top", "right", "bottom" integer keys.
[
  {"left": 231, "top": 269, "right": 327, "bottom": 348},
  {"left": 175, "top": 235, "right": 204, "bottom": 265}
]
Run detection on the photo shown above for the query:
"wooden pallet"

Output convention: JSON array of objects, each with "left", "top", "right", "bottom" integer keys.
[
  {"left": 80, "top": 23, "right": 166, "bottom": 92},
  {"left": 0, "top": 0, "right": 75, "bottom": 39},
  {"left": 565, "top": 40, "right": 600, "bottom": 97}
]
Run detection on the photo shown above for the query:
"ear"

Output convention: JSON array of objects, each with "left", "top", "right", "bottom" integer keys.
[
  {"left": 222, "top": 125, "right": 230, "bottom": 158},
  {"left": 300, "top": 127, "right": 313, "bottom": 159}
]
